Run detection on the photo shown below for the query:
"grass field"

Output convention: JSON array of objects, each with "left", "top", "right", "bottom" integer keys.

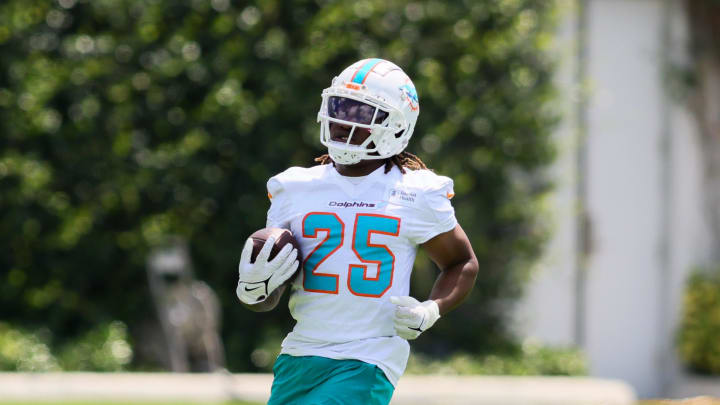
[
  {"left": 0, "top": 402, "right": 261, "bottom": 405},
  {"left": 639, "top": 400, "right": 720, "bottom": 405},
  {"left": 0, "top": 401, "right": 694, "bottom": 405},
  {"left": 2, "top": 400, "right": 716, "bottom": 405},
  {"left": 1, "top": 399, "right": 668, "bottom": 405},
  {"left": 2, "top": 398, "right": 717, "bottom": 405}
]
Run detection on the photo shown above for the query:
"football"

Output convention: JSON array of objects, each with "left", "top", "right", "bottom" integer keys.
[{"left": 249, "top": 227, "right": 303, "bottom": 265}]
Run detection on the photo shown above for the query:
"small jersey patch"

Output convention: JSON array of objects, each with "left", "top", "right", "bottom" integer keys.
[{"left": 386, "top": 187, "right": 418, "bottom": 207}]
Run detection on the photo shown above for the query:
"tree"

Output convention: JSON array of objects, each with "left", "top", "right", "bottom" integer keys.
[
  {"left": 685, "top": 0, "right": 720, "bottom": 262},
  {"left": 0, "top": 0, "right": 557, "bottom": 370}
]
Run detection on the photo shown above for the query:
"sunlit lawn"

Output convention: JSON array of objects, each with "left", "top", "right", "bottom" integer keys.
[
  {"left": 638, "top": 401, "right": 720, "bottom": 405},
  {"left": 2, "top": 400, "right": 714, "bottom": 405},
  {"left": 0, "top": 402, "right": 261, "bottom": 405},
  {"left": 5, "top": 398, "right": 718, "bottom": 405},
  {"left": 0, "top": 400, "right": 700, "bottom": 405}
]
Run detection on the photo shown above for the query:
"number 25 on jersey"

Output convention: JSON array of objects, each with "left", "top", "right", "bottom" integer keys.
[{"left": 301, "top": 212, "right": 400, "bottom": 298}]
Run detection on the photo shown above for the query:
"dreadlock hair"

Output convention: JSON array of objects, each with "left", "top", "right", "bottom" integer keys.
[{"left": 314, "top": 151, "right": 429, "bottom": 174}]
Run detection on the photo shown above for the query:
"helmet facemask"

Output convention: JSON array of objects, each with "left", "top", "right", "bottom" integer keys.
[{"left": 318, "top": 90, "right": 409, "bottom": 165}]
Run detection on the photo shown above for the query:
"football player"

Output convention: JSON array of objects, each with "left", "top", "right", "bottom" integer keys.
[{"left": 236, "top": 58, "right": 479, "bottom": 405}]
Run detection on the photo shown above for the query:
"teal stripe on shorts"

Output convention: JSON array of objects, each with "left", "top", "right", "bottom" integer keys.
[{"left": 268, "top": 354, "right": 394, "bottom": 405}]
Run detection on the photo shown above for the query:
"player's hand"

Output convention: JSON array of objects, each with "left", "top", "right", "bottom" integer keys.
[
  {"left": 390, "top": 296, "right": 441, "bottom": 340},
  {"left": 236, "top": 237, "right": 299, "bottom": 305}
]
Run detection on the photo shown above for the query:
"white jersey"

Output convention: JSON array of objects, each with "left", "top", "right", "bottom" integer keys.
[{"left": 265, "top": 163, "right": 457, "bottom": 385}]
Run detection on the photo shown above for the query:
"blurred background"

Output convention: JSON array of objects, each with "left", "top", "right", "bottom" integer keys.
[{"left": 1, "top": 0, "right": 719, "bottom": 402}]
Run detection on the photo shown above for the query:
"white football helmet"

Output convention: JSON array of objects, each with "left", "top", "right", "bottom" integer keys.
[{"left": 317, "top": 58, "right": 420, "bottom": 165}]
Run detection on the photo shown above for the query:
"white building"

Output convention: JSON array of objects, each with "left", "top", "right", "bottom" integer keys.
[{"left": 514, "top": 0, "right": 716, "bottom": 398}]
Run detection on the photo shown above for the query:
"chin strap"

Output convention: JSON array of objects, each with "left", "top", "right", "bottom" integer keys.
[{"left": 328, "top": 147, "right": 362, "bottom": 165}]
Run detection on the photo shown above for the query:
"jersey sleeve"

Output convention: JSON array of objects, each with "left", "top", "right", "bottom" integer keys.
[
  {"left": 409, "top": 175, "right": 458, "bottom": 244},
  {"left": 266, "top": 176, "right": 293, "bottom": 229}
]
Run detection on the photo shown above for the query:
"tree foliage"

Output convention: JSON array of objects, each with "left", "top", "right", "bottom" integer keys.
[
  {"left": 677, "top": 268, "right": 720, "bottom": 375},
  {"left": 685, "top": 0, "right": 720, "bottom": 260},
  {"left": 0, "top": 0, "right": 558, "bottom": 370}
]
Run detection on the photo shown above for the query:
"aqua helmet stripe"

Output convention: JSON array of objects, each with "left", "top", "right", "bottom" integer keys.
[{"left": 351, "top": 58, "right": 384, "bottom": 85}]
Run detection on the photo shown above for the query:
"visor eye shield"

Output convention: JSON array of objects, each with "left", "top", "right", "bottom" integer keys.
[{"left": 327, "top": 96, "right": 389, "bottom": 126}]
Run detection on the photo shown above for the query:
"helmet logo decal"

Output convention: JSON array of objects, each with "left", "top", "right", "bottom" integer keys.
[
  {"left": 400, "top": 84, "right": 419, "bottom": 111},
  {"left": 351, "top": 58, "right": 384, "bottom": 84}
]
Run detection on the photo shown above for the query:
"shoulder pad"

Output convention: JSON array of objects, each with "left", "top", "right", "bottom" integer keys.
[
  {"left": 399, "top": 168, "right": 453, "bottom": 193},
  {"left": 267, "top": 165, "right": 328, "bottom": 197}
]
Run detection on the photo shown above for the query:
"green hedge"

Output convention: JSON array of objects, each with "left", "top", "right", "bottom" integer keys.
[
  {"left": 0, "top": 321, "right": 131, "bottom": 372},
  {"left": 677, "top": 267, "right": 720, "bottom": 375},
  {"left": 0, "top": 0, "right": 558, "bottom": 370},
  {"left": 406, "top": 340, "right": 586, "bottom": 376},
  {"left": 0, "top": 322, "right": 60, "bottom": 372}
]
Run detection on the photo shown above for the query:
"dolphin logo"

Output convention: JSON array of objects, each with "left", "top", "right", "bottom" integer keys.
[{"left": 400, "top": 84, "right": 419, "bottom": 111}]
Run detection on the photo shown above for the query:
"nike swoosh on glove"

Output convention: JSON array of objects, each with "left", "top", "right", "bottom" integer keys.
[
  {"left": 236, "top": 236, "right": 299, "bottom": 305},
  {"left": 390, "top": 296, "right": 441, "bottom": 340}
]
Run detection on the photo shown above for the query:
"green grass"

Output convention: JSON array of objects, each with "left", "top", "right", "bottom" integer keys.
[
  {"left": 0, "top": 400, "right": 676, "bottom": 405},
  {"left": 0, "top": 402, "right": 261, "bottom": 405},
  {"left": 0, "top": 400, "right": 698, "bottom": 405}
]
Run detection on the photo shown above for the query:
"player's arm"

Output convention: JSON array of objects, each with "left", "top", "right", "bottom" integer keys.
[
  {"left": 238, "top": 174, "right": 295, "bottom": 313},
  {"left": 420, "top": 224, "right": 479, "bottom": 315},
  {"left": 391, "top": 223, "right": 478, "bottom": 340}
]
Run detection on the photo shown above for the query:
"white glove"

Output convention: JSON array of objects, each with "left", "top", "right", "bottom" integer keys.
[
  {"left": 236, "top": 237, "right": 299, "bottom": 305},
  {"left": 390, "top": 296, "right": 441, "bottom": 340}
]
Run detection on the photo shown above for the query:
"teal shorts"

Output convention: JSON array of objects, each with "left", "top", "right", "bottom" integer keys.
[{"left": 267, "top": 354, "right": 395, "bottom": 405}]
